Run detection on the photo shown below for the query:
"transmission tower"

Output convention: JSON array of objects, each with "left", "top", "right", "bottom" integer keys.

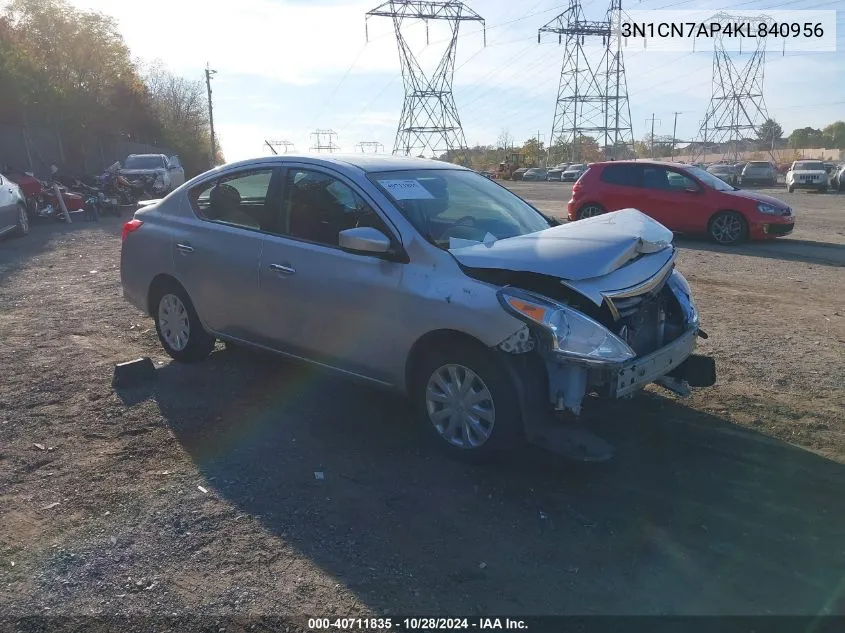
[
  {"left": 264, "top": 139, "right": 296, "bottom": 155},
  {"left": 365, "top": 1, "right": 485, "bottom": 163},
  {"left": 357, "top": 141, "right": 386, "bottom": 153},
  {"left": 310, "top": 129, "right": 340, "bottom": 153},
  {"left": 539, "top": 0, "right": 633, "bottom": 163},
  {"left": 692, "top": 13, "right": 774, "bottom": 162}
]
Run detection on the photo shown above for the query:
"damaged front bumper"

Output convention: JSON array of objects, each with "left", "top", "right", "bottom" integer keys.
[
  {"left": 542, "top": 326, "right": 715, "bottom": 415},
  {"left": 613, "top": 327, "right": 698, "bottom": 397}
]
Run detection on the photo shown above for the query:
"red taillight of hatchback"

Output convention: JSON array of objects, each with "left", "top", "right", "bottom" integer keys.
[{"left": 121, "top": 219, "right": 143, "bottom": 241}]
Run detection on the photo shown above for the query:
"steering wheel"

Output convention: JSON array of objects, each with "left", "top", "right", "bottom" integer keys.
[{"left": 438, "top": 215, "right": 481, "bottom": 242}]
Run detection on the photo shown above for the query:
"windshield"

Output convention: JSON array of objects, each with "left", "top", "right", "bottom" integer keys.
[
  {"left": 123, "top": 155, "right": 164, "bottom": 170},
  {"left": 686, "top": 166, "right": 735, "bottom": 191},
  {"left": 748, "top": 162, "right": 771, "bottom": 168},
  {"left": 567, "top": 164, "right": 586, "bottom": 170},
  {"left": 370, "top": 169, "right": 552, "bottom": 248},
  {"left": 794, "top": 161, "right": 825, "bottom": 171},
  {"left": 708, "top": 165, "right": 732, "bottom": 173}
]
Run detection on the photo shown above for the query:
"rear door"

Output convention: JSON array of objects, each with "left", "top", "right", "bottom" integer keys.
[{"left": 170, "top": 166, "right": 281, "bottom": 340}]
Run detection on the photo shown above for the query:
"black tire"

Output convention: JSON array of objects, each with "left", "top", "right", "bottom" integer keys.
[
  {"left": 787, "top": 185, "right": 794, "bottom": 193},
  {"left": 13, "top": 204, "right": 29, "bottom": 237},
  {"left": 409, "top": 340, "right": 524, "bottom": 461},
  {"left": 151, "top": 282, "right": 215, "bottom": 363},
  {"left": 708, "top": 211, "right": 748, "bottom": 246},
  {"left": 578, "top": 203, "right": 605, "bottom": 220}
]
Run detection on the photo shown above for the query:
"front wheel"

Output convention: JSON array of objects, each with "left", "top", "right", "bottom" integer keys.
[
  {"left": 578, "top": 203, "right": 605, "bottom": 219},
  {"left": 14, "top": 204, "right": 29, "bottom": 237},
  {"left": 152, "top": 283, "right": 215, "bottom": 363},
  {"left": 708, "top": 211, "right": 748, "bottom": 246},
  {"left": 410, "top": 342, "right": 524, "bottom": 461}
]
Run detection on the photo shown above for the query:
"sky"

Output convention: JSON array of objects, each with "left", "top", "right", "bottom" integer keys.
[{"left": 66, "top": 0, "right": 845, "bottom": 162}]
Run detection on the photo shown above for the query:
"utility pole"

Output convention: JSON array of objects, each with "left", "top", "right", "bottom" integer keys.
[
  {"left": 671, "top": 111, "right": 681, "bottom": 159},
  {"left": 205, "top": 63, "right": 217, "bottom": 167},
  {"left": 646, "top": 114, "right": 660, "bottom": 159}
]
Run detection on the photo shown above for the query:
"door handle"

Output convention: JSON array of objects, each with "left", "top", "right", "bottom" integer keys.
[
  {"left": 269, "top": 263, "right": 296, "bottom": 275},
  {"left": 175, "top": 243, "right": 194, "bottom": 254}
]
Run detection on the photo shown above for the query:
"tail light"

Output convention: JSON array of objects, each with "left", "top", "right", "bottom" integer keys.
[{"left": 121, "top": 218, "right": 143, "bottom": 241}]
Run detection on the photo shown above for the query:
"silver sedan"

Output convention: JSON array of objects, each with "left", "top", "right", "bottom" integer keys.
[{"left": 120, "top": 155, "right": 714, "bottom": 459}]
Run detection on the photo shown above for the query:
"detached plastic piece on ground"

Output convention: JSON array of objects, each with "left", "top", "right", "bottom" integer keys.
[{"left": 112, "top": 357, "right": 157, "bottom": 389}]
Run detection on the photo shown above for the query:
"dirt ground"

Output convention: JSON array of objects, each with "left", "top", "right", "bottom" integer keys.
[{"left": 1, "top": 183, "right": 844, "bottom": 627}]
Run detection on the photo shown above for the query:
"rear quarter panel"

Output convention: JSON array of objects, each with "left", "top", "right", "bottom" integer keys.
[{"left": 120, "top": 201, "right": 179, "bottom": 315}]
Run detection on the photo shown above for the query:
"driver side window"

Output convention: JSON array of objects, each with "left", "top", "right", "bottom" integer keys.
[{"left": 282, "top": 169, "right": 390, "bottom": 247}]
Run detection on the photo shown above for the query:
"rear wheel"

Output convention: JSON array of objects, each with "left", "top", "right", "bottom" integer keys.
[
  {"left": 410, "top": 341, "right": 524, "bottom": 461},
  {"left": 708, "top": 211, "right": 748, "bottom": 246},
  {"left": 787, "top": 185, "right": 795, "bottom": 193},
  {"left": 578, "top": 203, "right": 605, "bottom": 219},
  {"left": 152, "top": 282, "right": 215, "bottom": 363}
]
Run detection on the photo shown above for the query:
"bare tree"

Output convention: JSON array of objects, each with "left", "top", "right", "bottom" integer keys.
[{"left": 497, "top": 128, "right": 514, "bottom": 151}]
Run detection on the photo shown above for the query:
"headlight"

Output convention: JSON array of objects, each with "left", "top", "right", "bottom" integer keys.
[
  {"left": 498, "top": 289, "right": 635, "bottom": 365},
  {"left": 757, "top": 202, "right": 781, "bottom": 215},
  {"left": 667, "top": 270, "right": 699, "bottom": 328}
]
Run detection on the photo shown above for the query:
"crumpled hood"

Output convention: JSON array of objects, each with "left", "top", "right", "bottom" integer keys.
[{"left": 449, "top": 208, "right": 673, "bottom": 282}]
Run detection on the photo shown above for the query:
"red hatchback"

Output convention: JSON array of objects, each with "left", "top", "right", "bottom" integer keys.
[{"left": 567, "top": 161, "right": 795, "bottom": 245}]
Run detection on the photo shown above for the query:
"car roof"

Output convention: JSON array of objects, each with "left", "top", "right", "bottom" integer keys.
[{"left": 219, "top": 153, "right": 466, "bottom": 174}]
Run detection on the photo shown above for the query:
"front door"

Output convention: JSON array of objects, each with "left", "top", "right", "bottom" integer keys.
[
  {"left": 170, "top": 167, "right": 280, "bottom": 340},
  {"left": 637, "top": 165, "right": 683, "bottom": 228},
  {"left": 257, "top": 166, "right": 404, "bottom": 382}
]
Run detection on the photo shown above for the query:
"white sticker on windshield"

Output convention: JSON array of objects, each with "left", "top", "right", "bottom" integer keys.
[{"left": 379, "top": 179, "right": 435, "bottom": 200}]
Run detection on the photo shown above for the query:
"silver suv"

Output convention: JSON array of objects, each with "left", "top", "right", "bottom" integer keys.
[{"left": 120, "top": 155, "right": 715, "bottom": 459}]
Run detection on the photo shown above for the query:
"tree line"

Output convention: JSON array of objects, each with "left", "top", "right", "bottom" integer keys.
[{"left": 0, "top": 0, "right": 221, "bottom": 177}]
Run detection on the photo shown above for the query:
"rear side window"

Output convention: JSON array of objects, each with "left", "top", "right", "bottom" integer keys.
[
  {"left": 600, "top": 164, "right": 640, "bottom": 187},
  {"left": 189, "top": 168, "right": 278, "bottom": 232}
]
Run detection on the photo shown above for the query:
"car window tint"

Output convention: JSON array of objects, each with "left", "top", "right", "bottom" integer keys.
[
  {"left": 190, "top": 169, "right": 277, "bottom": 232},
  {"left": 600, "top": 164, "right": 640, "bottom": 186},
  {"left": 642, "top": 167, "right": 670, "bottom": 190},
  {"left": 666, "top": 170, "right": 697, "bottom": 190},
  {"left": 283, "top": 169, "right": 389, "bottom": 247}
]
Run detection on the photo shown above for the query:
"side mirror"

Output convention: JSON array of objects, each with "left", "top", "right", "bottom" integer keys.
[
  {"left": 684, "top": 186, "right": 700, "bottom": 194},
  {"left": 338, "top": 227, "right": 391, "bottom": 255}
]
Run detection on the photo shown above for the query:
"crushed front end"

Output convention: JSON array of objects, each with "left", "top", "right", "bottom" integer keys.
[{"left": 496, "top": 252, "right": 716, "bottom": 419}]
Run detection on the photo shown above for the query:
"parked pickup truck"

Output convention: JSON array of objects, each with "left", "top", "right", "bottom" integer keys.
[{"left": 120, "top": 154, "right": 185, "bottom": 195}]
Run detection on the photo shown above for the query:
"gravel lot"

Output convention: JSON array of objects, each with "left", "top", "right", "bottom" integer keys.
[{"left": 1, "top": 183, "right": 844, "bottom": 627}]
